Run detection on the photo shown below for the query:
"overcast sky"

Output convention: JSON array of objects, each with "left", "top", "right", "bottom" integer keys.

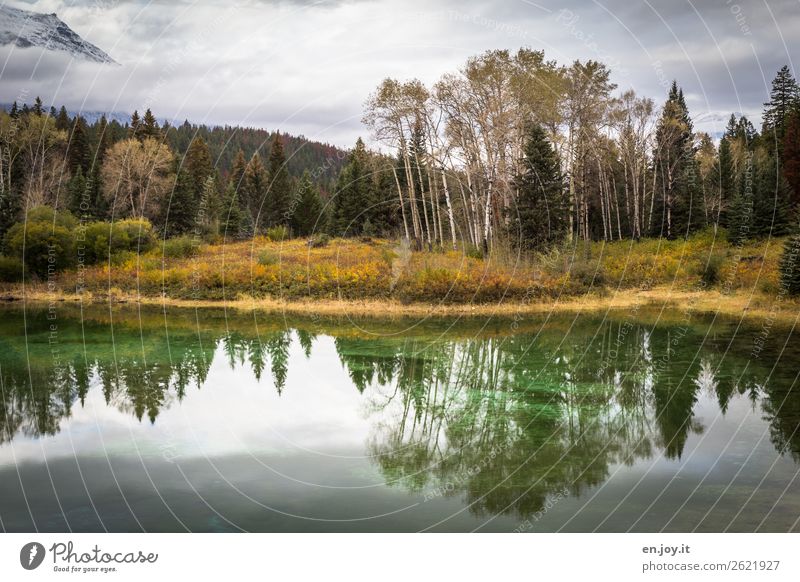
[{"left": 1, "top": 0, "right": 798, "bottom": 147}]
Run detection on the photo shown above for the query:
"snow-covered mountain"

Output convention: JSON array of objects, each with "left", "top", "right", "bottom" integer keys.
[{"left": 0, "top": 5, "right": 116, "bottom": 64}]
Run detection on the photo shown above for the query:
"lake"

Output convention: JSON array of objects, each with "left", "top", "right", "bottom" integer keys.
[{"left": 0, "top": 302, "right": 799, "bottom": 532}]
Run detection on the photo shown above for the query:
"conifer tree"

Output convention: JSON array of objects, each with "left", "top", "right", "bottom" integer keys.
[
  {"left": 512, "top": 123, "right": 566, "bottom": 250},
  {"left": 67, "top": 167, "right": 88, "bottom": 217},
  {"left": 291, "top": 171, "right": 325, "bottom": 236},
  {"left": 220, "top": 181, "right": 245, "bottom": 241},
  {"left": 762, "top": 66, "right": 800, "bottom": 151},
  {"left": 783, "top": 109, "right": 800, "bottom": 207},
  {"left": 55, "top": 106, "right": 70, "bottom": 131},
  {"left": 242, "top": 154, "right": 268, "bottom": 230},
  {"left": 67, "top": 117, "right": 90, "bottom": 175},
  {"left": 265, "top": 133, "right": 293, "bottom": 228},
  {"left": 164, "top": 169, "right": 198, "bottom": 236},
  {"left": 333, "top": 138, "right": 372, "bottom": 236},
  {"left": 129, "top": 110, "right": 141, "bottom": 140},
  {"left": 185, "top": 137, "right": 214, "bottom": 201},
  {"left": 229, "top": 149, "right": 248, "bottom": 190},
  {"left": 141, "top": 109, "right": 161, "bottom": 141}
]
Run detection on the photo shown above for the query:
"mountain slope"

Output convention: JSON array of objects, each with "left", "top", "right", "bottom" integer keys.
[{"left": 0, "top": 5, "right": 116, "bottom": 64}]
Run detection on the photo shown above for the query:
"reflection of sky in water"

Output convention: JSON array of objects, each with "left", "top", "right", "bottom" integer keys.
[
  {"left": 0, "top": 307, "right": 799, "bottom": 532},
  {"left": 0, "top": 338, "right": 377, "bottom": 464}
]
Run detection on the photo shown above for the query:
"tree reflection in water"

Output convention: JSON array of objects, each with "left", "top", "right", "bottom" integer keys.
[{"left": 0, "top": 306, "right": 798, "bottom": 520}]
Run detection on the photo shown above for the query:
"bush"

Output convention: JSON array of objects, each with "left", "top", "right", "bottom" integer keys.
[
  {"left": 4, "top": 220, "right": 76, "bottom": 279},
  {"left": 265, "top": 225, "right": 289, "bottom": 242},
  {"left": 82, "top": 219, "right": 156, "bottom": 264},
  {"left": 308, "top": 233, "right": 330, "bottom": 248},
  {"left": 0, "top": 256, "right": 24, "bottom": 282},
  {"left": 161, "top": 236, "right": 201, "bottom": 259},
  {"left": 696, "top": 254, "right": 724, "bottom": 288},
  {"left": 258, "top": 249, "right": 280, "bottom": 266},
  {"left": 567, "top": 258, "right": 605, "bottom": 290}
]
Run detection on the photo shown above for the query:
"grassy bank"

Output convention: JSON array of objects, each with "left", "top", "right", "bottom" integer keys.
[{"left": 1, "top": 230, "right": 798, "bottom": 322}]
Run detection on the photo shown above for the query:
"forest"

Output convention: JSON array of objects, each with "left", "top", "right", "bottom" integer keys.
[{"left": 1, "top": 49, "right": 800, "bottom": 298}]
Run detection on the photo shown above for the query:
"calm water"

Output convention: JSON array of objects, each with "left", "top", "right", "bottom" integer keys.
[{"left": 0, "top": 303, "right": 799, "bottom": 532}]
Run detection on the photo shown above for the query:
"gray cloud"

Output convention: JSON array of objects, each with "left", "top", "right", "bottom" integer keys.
[{"left": 1, "top": 0, "right": 796, "bottom": 146}]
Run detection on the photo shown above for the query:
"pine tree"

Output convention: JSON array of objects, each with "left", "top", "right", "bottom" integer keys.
[
  {"left": 265, "top": 133, "right": 293, "bottom": 228},
  {"left": 220, "top": 181, "right": 245, "bottom": 241},
  {"left": 333, "top": 138, "right": 372, "bottom": 236},
  {"left": 185, "top": 137, "right": 214, "bottom": 201},
  {"left": 129, "top": 110, "right": 141, "bottom": 140},
  {"left": 55, "top": 106, "right": 70, "bottom": 131},
  {"left": 752, "top": 151, "right": 791, "bottom": 237},
  {"left": 67, "top": 167, "right": 88, "bottom": 217},
  {"left": 291, "top": 171, "right": 325, "bottom": 236},
  {"left": 652, "top": 81, "right": 695, "bottom": 239},
  {"left": 67, "top": 117, "right": 90, "bottom": 175},
  {"left": 718, "top": 136, "right": 735, "bottom": 228},
  {"left": 762, "top": 66, "right": 800, "bottom": 151},
  {"left": 242, "top": 154, "right": 268, "bottom": 230},
  {"left": 141, "top": 109, "right": 161, "bottom": 140},
  {"left": 164, "top": 169, "right": 198, "bottom": 236},
  {"left": 33, "top": 96, "right": 43, "bottom": 116},
  {"left": 512, "top": 123, "right": 566, "bottom": 250},
  {"left": 779, "top": 222, "right": 800, "bottom": 295},
  {"left": 229, "top": 149, "right": 248, "bottom": 190}
]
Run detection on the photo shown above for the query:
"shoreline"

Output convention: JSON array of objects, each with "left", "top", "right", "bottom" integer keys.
[{"left": 2, "top": 285, "right": 799, "bottom": 323}]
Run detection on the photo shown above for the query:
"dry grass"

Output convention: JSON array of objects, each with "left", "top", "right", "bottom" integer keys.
[{"left": 2, "top": 231, "right": 798, "bottom": 322}]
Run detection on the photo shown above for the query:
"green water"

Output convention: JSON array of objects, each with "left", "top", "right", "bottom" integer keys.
[{"left": 0, "top": 303, "right": 799, "bottom": 532}]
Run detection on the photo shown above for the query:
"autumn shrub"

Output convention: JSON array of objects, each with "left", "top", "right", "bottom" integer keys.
[
  {"left": 161, "top": 235, "right": 201, "bottom": 258},
  {"left": 4, "top": 208, "right": 77, "bottom": 279},
  {"left": 83, "top": 218, "right": 156, "bottom": 264},
  {"left": 308, "top": 233, "right": 330, "bottom": 248},
  {"left": 695, "top": 253, "right": 724, "bottom": 287},
  {"left": 0, "top": 256, "right": 24, "bottom": 282},
  {"left": 265, "top": 225, "right": 289, "bottom": 242}
]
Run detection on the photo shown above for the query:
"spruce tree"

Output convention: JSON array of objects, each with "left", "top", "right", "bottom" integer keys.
[
  {"left": 164, "top": 169, "right": 198, "bottom": 236},
  {"left": 718, "top": 136, "right": 734, "bottom": 228},
  {"left": 291, "top": 171, "right": 325, "bottom": 236},
  {"left": 512, "top": 123, "right": 566, "bottom": 250},
  {"left": 220, "top": 182, "right": 245, "bottom": 241},
  {"left": 67, "top": 167, "right": 88, "bottom": 217},
  {"left": 129, "top": 110, "right": 141, "bottom": 140},
  {"left": 242, "top": 154, "right": 268, "bottom": 231},
  {"left": 67, "top": 117, "right": 90, "bottom": 175},
  {"left": 333, "top": 138, "right": 372, "bottom": 236},
  {"left": 229, "top": 149, "right": 248, "bottom": 191},
  {"left": 265, "top": 133, "right": 293, "bottom": 228},
  {"left": 752, "top": 151, "right": 791, "bottom": 237},
  {"left": 652, "top": 81, "right": 695, "bottom": 239},
  {"left": 55, "top": 106, "right": 70, "bottom": 131},
  {"left": 141, "top": 109, "right": 161, "bottom": 140},
  {"left": 762, "top": 65, "right": 800, "bottom": 151},
  {"left": 185, "top": 137, "right": 214, "bottom": 202}
]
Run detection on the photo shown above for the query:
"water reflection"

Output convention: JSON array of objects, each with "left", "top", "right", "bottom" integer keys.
[{"left": 0, "top": 305, "right": 798, "bottom": 524}]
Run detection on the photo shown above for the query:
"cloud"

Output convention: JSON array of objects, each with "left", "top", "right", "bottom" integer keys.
[{"left": 1, "top": 0, "right": 796, "bottom": 146}]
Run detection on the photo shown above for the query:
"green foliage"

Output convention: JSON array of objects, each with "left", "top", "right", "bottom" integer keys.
[
  {"left": 696, "top": 253, "right": 724, "bottom": 287},
  {"left": 265, "top": 225, "right": 289, "bottom": 242},
  {"left": 82, "top": 218, "right": 156, "bottom": 264},
  {"left": 4, "top": 217, "right": 76, "bottom": 279},
  {"left": 291, "top": 171, "right": 325, "bottom": 236},
  {"left": 161, "top": 236, "right": 201, "bottom": 258},
  {"left": 308, "top": 233, "right": 330, "bottom": 248},
  {"left": 258, "top": 249, "right": 279, "bottom": 265},
  {"left": 464, "top": 244, "right": 484, "bottom": 259},
  {"left": 512, "top": 123, "right": 566, "bottom": 251},
  {"left": 265, "top": 134, "right": 294, "bottom": 228},
  {"left": 0, "top": 255, "right": 24, "bottom": 282},
  {"left": 333, "top": 138, "right": 373, "bottom": 236}
]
